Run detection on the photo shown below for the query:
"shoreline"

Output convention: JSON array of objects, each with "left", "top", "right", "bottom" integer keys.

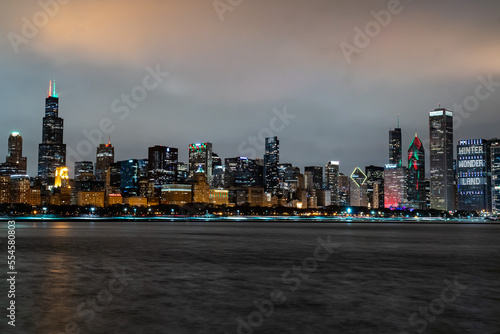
[{"left": 2, "top": 216, "right": 498, "bottom": 224}]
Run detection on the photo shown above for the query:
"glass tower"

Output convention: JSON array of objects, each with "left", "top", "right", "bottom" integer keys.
[
  {"left": 457, "top": 139, "right": 491, "bottom": 212},
  {"left": 429, "top": 107, "right": 454, "bottom": 211},
  {"left": 389, "top": 127, "right": 402, "bottom": 167},
  {"left": 96, "top": 140, "right": 114, "bottom": 182},
  {"left": 407, "top": 134, "right": 426, "bottom": 209},
  {"left": 38, "top": 80, "right": 66, "bottom": 185},
  {"left": 148, "top": 145, "right": 178, "bottom": 186},
  {"left": 264, "top": 137, "right": 279, "bottom": 195},
  {"left": 324, "top": 161, "right": 339, "bottom": 205}
]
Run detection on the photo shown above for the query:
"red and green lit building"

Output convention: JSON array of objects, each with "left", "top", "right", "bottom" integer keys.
[{"left": 407, "top": 133, "right": 426, "bottom": 209}]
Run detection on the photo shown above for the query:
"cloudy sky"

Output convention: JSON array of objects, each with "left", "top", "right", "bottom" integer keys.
[{"left": 1, "top": 0, "right": 499, "bottom": 177}]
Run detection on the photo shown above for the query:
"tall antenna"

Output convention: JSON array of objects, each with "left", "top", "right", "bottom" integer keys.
[{"left": 397, "top": 114, "right": 400, "bottom": 128}]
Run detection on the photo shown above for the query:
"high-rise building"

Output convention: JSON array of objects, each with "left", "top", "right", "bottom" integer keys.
[
  {"left": 407, "top": 134, "right": 426, "bottom": 209},
  {"left": 10, "top": 175, "right": 30, "bottom": 204},
  {"left": 365, "top": 165, "right": 384, "bottom": 209},
  {"left": 304, "top": 166, "right": 323, "bottom": 191},
  {"left": 3, "top": 132, "right": 27, "bottom": 175},
  {"left": 75, "top": 161, "right": 94, "bottom": 180},
  {"left": 429, "top": 107, "right": 455, "bottom": 211},
  {"left": 457, "top": 139, "right": 491, "bottom": 212},
  {"left": 188, "top": 143, "right": 213, "bottom": 185},
  {"left": 384, "top": 164, "right": 407, "bottom": 209},
  {"left": 325, "top": 161, "right": 340, "bottom": 205},
  {"left": 212, "top": 153, "right": 224, "bottom": 188},
  {"left": 95, "top": 140, "right": 114, "bottom": 182},
  {"left": 38, "top": 80, "right": 66, "bottom": 185},
  {"left": 264, "top": 137, "right": 279, "bottom": 195},
  {"left": 389, "top": 121, "right": 402, "bottom": 167},
  {"left": 148, "top": 145, "right": 178, "bottom": 186},
  {"left": 224, "top": 157, "right": 264, "bottom": 188},
  {"left": 118, "top": 159, "right": 148, "bottom": 197},
  {"left": 278, "top": 163, "right": 299, "bottom": 195},
  {"left": 490, "top": 139, "right": 500, "bottom": 214},
  {"left": 349, "top": 167, "right": 368, "bottom": 207},
  {"left": 338, "top": 173, "right": 350, "bottom": 206}
]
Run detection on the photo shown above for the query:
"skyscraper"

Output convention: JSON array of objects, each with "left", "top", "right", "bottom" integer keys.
[
  {"left": 1, "top": 132, "right": 27, "bottom": 175},
  {"left": 365, "top": 165, "right": 384, "bottom": 209},
  {"left": 224, "top": 157, "right": 263, "bottom": 188},
  {"left": 38, "top": 80, "right": 66, "bottom": 185},
  {"left": 389, "top": 118, "right": 402, "bottom": 167},
  {"left": 407, "top": 133, "right": 426, "bottom": 209},
  {"left": 212, "top": 153, "right": 224, "bottom": 188},
  {"left": 457, "top": 139, "right": 491, "bottom": 212},
  {"left": 264, "top": 137, "right": 279, "bottom": 195},
  {"left": 95, "top": 140, "right": 114, "bottom": 182},
  {"left": 429, "top": 107, "right": 454, "bottom": 211},
  {"left": 324, "top": 161, "right": 339, "bottom": 205},
  {"left": 490, "top": 139, "right": 500, "bottom": 214},
  {"left": 350, "top": 167, "right": 368, "bottom": 207},
  {"left": 384, "top": 164, "right": 407, "bottom": 209},
  {"left": 188, "top": 143, "right": 213, "bottom": 185},
  {"left": 148, "top": 145, "right": 178, "bottom": 186},
  {"left": 304, "top": 166, "right": 323, "bottom": 191}
]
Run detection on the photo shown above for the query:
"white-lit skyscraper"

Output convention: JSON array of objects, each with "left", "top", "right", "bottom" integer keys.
[{"left": 429, "top": 107, "right": 454, "bottom": 211}]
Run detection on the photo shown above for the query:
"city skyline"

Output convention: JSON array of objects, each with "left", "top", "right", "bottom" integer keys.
[
  {"left": 0, "top": 92, "right": 498, "bottom": 181},
  {"left": 1, "top": 1, "right": 499, "bottom": 177}
]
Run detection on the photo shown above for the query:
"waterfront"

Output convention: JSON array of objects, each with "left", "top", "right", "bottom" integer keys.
[{"left": 1, "top": 221, "right": 499, "bottom": 333}]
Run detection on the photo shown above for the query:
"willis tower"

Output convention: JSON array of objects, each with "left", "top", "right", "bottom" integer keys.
[{"left": 38, "top": 80, "right": 66, "bottom": 185}]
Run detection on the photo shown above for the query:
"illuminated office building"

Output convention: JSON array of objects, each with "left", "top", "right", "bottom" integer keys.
[
  {"left": 38, "top": 80, "right": 66, "bottom": 185},
  {"left": 325, "top": 161, "right": 340, "bottom": 205},
  {"left": 95, "top": 140, "right": 114, "bottom": 182},
  {"left": 338, "top": 173, "right": 350, "bottom": 206},
  {"left": 384, "top": 164, "right": 407, "bottom": 209},
  {"left": 304, "top": 166, "right": 323, "bottom": 191},
  {"left": 148, "top": 145, "right": 178, "bottom": 186},
  {"left": 75, "top": 161, "right": 94, "bottom": 180},
  {"left": 389, "top": 122, "right": 402, "bottom": 167},
  {"left": 54, "top": 166, "right": 69, "bottom": 188},
  {"left": 264, "top": 137, "right": 279, "bottom": 195},
  {"left": 2, "top": 132, "right": 27, "bottom": 175},
  {"left": 177, "top": 162, "right": 188, "bottom": 183},
  {"left": 429, "top": 107, "right": 454, "bottom": 211},
  {"left": 457, "top": 139, "right": 491, "bottom": 212},
  {"left": 490, "top": 139, "right": 500, "bottom": 214},
  {"left": 0, "top": 175, "right": 10, "bottom": 203},
  {"left": 365, "top": 165, "right": 384, "bottom": 209},
  {"left": 212, "top": 153, "right": 225, "bottom": 188},
  {"left": 407, "top": 134, "right": 426, "bottom": 209},
  {"left": 189, "top": 143, "right": 212, "bottom": 185},
  {"left": 116, "top": 159, "right": 148, "bottom": 197},
  {"left": 224, "top": 157, "right": 263, "bottom": 188},
  {"left": 350, "top": 167, "right": 368, "bottom": 207}
]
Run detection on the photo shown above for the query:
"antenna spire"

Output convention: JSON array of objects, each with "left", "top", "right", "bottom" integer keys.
[{"left": 397, "top": 114, "right": 400, "bottom": 128}]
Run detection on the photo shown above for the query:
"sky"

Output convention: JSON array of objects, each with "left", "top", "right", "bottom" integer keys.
[{"left": 1, "top": 0, "right": 499, "bottom": 177}]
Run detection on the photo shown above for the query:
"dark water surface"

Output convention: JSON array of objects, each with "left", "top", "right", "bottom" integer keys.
[{"left": 1, "top": 221, "right": 500, "bottom": 334}]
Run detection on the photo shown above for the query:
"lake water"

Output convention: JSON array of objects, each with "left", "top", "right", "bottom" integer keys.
[{"left": 1, "top": 220, "right": 500, "bottom": 333}]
